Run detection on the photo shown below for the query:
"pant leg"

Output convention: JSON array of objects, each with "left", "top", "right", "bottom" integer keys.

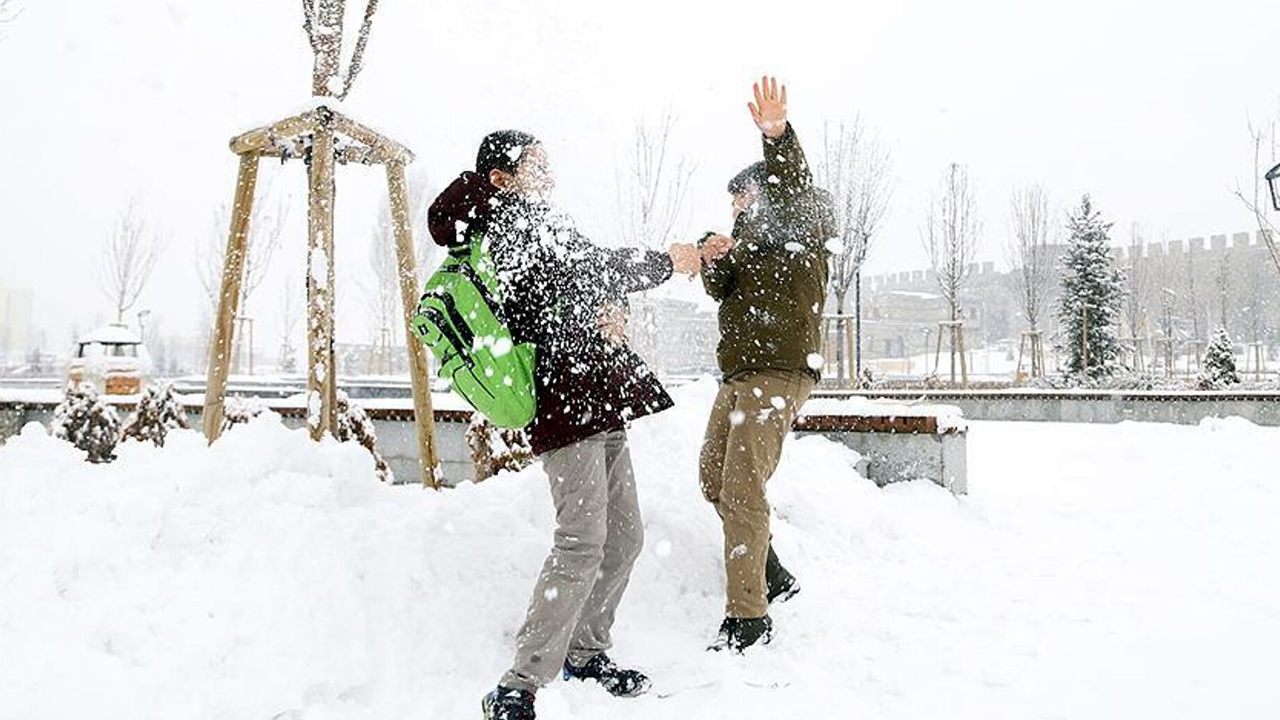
[
  {"left": 698, "top": 381, "right": 738, "bottom": 509},
  {"left": 565, "top": 430, "right": 644, "bottom": 666},
  {"left": 719, "top": 370, "right": 814, "bottom": 619},
  {"left": 501, "top": 434, "right": 611, "bottom": 692}
]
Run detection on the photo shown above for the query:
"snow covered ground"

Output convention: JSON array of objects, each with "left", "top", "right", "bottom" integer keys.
[{"left": 1, "top": 380, "right": 1278, "bottom": 720}]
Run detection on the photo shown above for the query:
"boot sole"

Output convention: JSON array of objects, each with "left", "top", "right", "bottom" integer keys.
[{"left": 768, "top": 582, "right": 800, "bottom": 605}]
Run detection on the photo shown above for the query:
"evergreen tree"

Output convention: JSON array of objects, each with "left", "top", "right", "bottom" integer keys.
[
  {"left": 1198, "top": 327, "right": 1240, "bottom": 389},
  {"left": 1056, "top": 195, "right": 1125, "bottom": 379}
]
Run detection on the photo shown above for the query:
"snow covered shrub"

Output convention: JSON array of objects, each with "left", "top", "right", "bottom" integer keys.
[
  {"left": 466, "top": 413, "right": 534, "bottom": 483},
  {"left": 220, "top": 395, "right": 266, "bottom": 433},
  {"left": 120, "top": 382, "right": 190, "bottom": 447},
  {"left": 335, "top": 391, "right": 392, "bottom": 483},
  {"left": 51, "top": 382, "right": 121, "bottom": 463},
  {"left": 1198, "top": 327, "right": 1240, "bottom": 390}
]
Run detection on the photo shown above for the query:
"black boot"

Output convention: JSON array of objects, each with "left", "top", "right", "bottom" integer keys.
[
  {"left": 766, "top": 544, "right": 800, "bottom": 604},
  {"left": 563, "top": 653, "right": 651, "bottom": 697},
  {"left": 708, "top": 615, "right": 773, "bottom": 652},
  {"left": 482, "top": 686, "right": 535, "bottom": 720}
]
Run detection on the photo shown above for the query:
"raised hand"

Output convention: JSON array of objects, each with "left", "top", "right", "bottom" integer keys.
[{"left": 748, "top": 75, "right": 788, "bottom": 139}]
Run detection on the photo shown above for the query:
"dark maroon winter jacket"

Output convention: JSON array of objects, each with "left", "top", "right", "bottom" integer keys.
[{"left": 429, "top": 172, "right": 675, "bottom": 456}]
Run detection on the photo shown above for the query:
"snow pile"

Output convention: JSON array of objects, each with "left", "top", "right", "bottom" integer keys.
[{"left": 2, "top": 381, "right": 1279, "bottom": 719}]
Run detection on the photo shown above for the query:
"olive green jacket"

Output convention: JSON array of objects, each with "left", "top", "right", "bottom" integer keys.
[{"left": 701, "top": 124, "right": 837, "bottom": 382}]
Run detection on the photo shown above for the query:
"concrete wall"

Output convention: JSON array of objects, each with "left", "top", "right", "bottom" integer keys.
[
  {"left": 808, "top": 430, "right": 967, "bottom": 495},
  {"left": 846, "top": 391, "right": 1280, "bottom": 426}
]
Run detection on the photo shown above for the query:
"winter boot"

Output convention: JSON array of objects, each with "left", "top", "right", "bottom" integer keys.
[
  {"left": 481, "top": 686, "right": 535, "bottom": 720},
  {"left": 562, "top": 652, "right": 651, "bottom": 697},
  {"left": 708, "top": 615, "right": 773, "bottom": 652},
  {"left": 765, "top": 544, "right": 800, "bottom": 604}
]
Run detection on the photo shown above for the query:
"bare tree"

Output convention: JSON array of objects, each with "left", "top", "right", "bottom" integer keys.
[
  {"left": 922, "top": 163, "right": 981, "bottom": 383},
  {"left": 368, "top": 169, "right": 431, "bottom": 314},
  {"left": 1234, "top": 118, "right": 1280, "bottom": 289},
  {"left": 1006, "top": 184, "right": 1056, "bottom": 333},
  {"left": 1123, "top": 224, "right": 1154, "bottom": 353},
  {"left": 197, "top": 194, "right": 287, "bottom": 373},
  {"left": 815, "top": 120, "right": 892, "bottom": 384},
  {"left": 361, "top": 169, "right": 431, "bottom": 375},
  {"left": 100, "top": 205, "right": 162, "bottom": 325},
  {"left": 1183, "top": 244, "right": 1203, "bottom": 343},
  {"left": 277, "top": 279, "right": 300, "bottom": 374},
  {"left": 616, "top": 111, "right": 694, "bottom": 250},
  {"left": 365, "top": 205, "right": 402, "bottom": 375},
  {"left": 1214, "top": 245, "right": 1232, "bottom": 331},
  {"left": 302, "top": 0, "right": 381, "bottom": 100},
  {"left": 614, "top": 112, "right": 694, "bottom": 370}
]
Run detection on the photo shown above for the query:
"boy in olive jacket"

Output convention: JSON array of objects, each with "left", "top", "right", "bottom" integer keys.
[{"left": 698, "top": 76, "right": 837, "bottom": 652}]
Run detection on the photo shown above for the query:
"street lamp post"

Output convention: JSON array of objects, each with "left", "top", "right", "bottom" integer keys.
[{"left": 1267, "top": 162, "right": 1280, "bottom": 211}]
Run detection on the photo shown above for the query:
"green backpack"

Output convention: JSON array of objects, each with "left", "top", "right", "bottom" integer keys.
[{"left": 410, "top": 235, "right": 537, "bottom": 428}]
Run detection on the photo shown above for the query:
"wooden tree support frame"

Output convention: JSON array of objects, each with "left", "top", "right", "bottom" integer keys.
[
  {"left": 203, "top": 105, "right": 440, "bottom": 487},
  {"left": 1154, "top": 336, "right": 1178, "bottom": 378},
  {"left": 1119, "top": 336, "right": 1146, "bottom": 374},
  {"left": 932, "top": 320, "right": 969, "bottom": 387},
  {"left": 1015, "top": 329, "right": 1046, "bottom": 383},
  {"left": 1244, "top": 342, "right": 1267, "bottom": 381}
]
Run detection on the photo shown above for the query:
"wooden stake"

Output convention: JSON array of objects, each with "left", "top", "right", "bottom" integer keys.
[
  {"left": 1015, "top": 331, "right": 1028, "bottom": 383},
  {"left": 203, "top": 154, "right": 260, "bottom": 443},
  {"left": 844, "top": 315, "right": 855, "bottom": 386},
  {"left": 307, "top": 124, "right": 339, "bottom": 440},
  {"left": 387, "top": 161, "right": 440, "bottom": 487},
  {"left": 932, "top": 324, "right": 944, "bottom": 377}
]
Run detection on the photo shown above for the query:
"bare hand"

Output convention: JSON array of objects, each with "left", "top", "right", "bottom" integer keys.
[
  {"left": 597, "top": 304, "right": 628, "bottom": 347},
  {"left": 667, "top": 242, "right": 701, "bottom": 277},
  {"left": 701, "top": 234, "right": 735, "bottom": 265},
  {"left": 748, "top": 75, "right": 788, "bottom": 139}
]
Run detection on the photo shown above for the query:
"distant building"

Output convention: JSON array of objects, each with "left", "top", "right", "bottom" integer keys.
[
  {"left": 857, "top": 228, "right": 1280, "bottom": 372},
  {"left": 629, "top": 296, "right": 719, "bottom": 377},
  {"left": 0, "top": 276, "right": 34, "bottom": 367}
]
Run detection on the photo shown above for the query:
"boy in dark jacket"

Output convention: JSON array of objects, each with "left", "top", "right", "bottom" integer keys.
[
  {"left": 697, "top": 77, "right": 837, "bottom": 652},
  {"left": 428, "top": 130, "right": 699, "bottom": 720}
]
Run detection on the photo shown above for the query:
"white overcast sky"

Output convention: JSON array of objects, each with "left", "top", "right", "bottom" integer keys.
[{"left": 1, "top": 0, "right": 1277, "bottom": 349}]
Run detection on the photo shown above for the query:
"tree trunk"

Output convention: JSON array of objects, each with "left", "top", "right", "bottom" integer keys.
[
  {"left": 854, "top": 270, "right": 863, "bottom": 382},
  {"left": 311, "top": 0, "right": 344, "bottom": 97},
  {"left": 833, "top": 290, "right": 847, "bottom": 385}
]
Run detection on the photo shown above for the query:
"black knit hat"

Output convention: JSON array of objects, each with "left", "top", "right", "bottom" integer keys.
[
  {"left": 476, "top": 130, "right": 540, "bottom": 177},
  {"left": 728, "top": 161, "right": 768, "bottom": 194}
]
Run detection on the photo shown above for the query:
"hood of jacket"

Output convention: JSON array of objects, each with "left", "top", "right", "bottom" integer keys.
[{"left": 427, "top": 171, "right": 500, "bottom": 248}]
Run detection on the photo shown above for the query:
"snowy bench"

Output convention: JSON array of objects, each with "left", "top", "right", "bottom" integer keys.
[{"left": 795, "top": 397, "right": 969, "bottom": 495}]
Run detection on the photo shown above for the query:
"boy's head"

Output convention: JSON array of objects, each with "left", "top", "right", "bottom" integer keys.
[
  {"left": 476, "top": 130, "right": 553, "bottom": 198},
  {"left": 728, "top": 161, "right": 767, "bottom": 220}
]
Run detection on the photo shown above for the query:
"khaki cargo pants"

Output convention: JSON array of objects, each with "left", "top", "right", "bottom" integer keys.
[{"left": 698, "top": 368, "right": 814, "bottom": 619}]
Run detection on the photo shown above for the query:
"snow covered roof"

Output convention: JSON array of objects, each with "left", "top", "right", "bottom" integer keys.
[{"left": 78, "top": 324, "right": 142, "bottom": 345}]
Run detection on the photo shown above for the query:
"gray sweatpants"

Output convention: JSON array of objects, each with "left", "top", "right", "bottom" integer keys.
[{"left": 500, "top": 429, "right": 644, "bottom": 693}]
